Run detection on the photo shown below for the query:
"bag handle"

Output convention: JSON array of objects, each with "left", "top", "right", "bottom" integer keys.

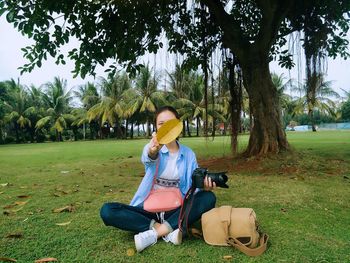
[
  {"left": 144, "top": 159, "right": 160, "bottom": 202},
  {"left": 219, "top": 206, "right": 232, "bottom": 239},
  {"left": 227, "top": 233, "right": 269, "bottom": 257},
  {"left": 151, "top": 158, "right": 160, "bottom": 187}
]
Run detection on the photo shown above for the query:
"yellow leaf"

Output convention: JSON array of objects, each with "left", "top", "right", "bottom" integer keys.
[
  {"left": 14, "top": 201, "right": 28, "bottom": 206},
  {"left": 34, "top": 258, "right": 58, "bottom": 263},
  {"left": 126, "top": 248, "right": 135, "bottom": 257},
  {"left": 52, "top": 205, "right": 75, "bottom": 213},
  {"left": 223, "top": 255, "right": 233, "bottom": 260},
  {"left": 156, "top": 119, "right": 183, "bottom": 144},
  {"left": 0, "top": 257, "right": 17, "bottom": 262},
  {"left": 56, "top": 221, "right": 71, "bottom": 226}
]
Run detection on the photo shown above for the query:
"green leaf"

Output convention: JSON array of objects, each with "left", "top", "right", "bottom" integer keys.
[{"left": 6, "top": 11, "right": 15, "bottom": 23}]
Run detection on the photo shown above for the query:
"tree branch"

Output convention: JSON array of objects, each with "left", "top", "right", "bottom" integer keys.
[
  {"left": 200, "top": 0, "right": 249, "bottom": 57},
  {"left": 255, "top": 0, "right": 296, "bottom": 51}
]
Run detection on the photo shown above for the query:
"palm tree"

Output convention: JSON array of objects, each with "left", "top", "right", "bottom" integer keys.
[
  {"left": 3, "top": 80, "right": 32, "bottom": 143},
  {"left": 124, "top": 65, "right": 166, "bottom": 137},
  {"left": 167, "top": 64, "right": 193, "bottom": 136},
  {"left": 271, "top": 73, "right": 294, "bottom": 113},
  {"left": 26, "top": 85, "right": 46, "bottom": 142},
  {"left": 292, "top": 74, "right": 340, "bottom": 131},
  {"left": 74, "top": 82, "right": 100, "bottom": 139},
  {"left": 0, "top": 81, "right": 12, "bottom": 143},
  {"left": 271, "top": 73, "right": 296, "bottom": 127},
  {"left": 174, "top": 72, "right": 225, "bottom": 137},
  {"left": 35, "top": 77, "right": 73, "bottom": 141},
  {"left": 88, "top": 72, "right": 131, "bottom": 138}
]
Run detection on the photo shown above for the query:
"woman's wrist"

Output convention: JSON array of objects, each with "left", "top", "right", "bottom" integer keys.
[{"left": 148, "top": 147, "right": 159, "bottom": 160}]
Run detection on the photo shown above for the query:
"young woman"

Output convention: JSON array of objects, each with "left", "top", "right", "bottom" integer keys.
[{"left": 100, "top": 106, "right": 216, "bottom": 252}]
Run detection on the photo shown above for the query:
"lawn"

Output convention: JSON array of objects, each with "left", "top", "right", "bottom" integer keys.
[{"left": 1, "top": 131, "right": 350, "bottom": 262}]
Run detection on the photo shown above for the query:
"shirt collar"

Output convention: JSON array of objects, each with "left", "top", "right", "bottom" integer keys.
[{"left": 160, "top": 141, "right": 184, "bottom": 157}]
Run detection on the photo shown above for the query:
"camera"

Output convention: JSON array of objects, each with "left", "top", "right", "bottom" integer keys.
[{"left": 192, "top": 168, "right": 229, "bottom": 189}]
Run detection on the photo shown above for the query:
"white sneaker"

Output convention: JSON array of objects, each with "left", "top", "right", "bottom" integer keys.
[
  {"left": 134, "top": 228, "right": 158, "bottom": 252},
  {"left": 163, "top": 228, "right": 182, "bottom": 245}
]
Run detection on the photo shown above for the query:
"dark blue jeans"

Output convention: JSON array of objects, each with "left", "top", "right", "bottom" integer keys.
[{"left": 100, "top": 191, "right": 216, "bottom": 233}]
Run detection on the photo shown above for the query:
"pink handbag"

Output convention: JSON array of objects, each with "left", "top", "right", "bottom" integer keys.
[{"left": 144, "top": 159, "right": 183, "bottom": 213}]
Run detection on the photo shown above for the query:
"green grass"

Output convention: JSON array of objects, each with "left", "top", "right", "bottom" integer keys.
[{"left": 1, "top": 131, "right": 350, "bottom": 262}]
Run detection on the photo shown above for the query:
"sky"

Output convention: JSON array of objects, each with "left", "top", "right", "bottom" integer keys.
[{"left": 1, "top": 15, "right": 349, "bottom": 97}]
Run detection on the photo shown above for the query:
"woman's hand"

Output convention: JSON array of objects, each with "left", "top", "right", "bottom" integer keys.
[
  {"left": 148, "top": 132, "right": 163, "bottom": 159},
  {"left": 204, "top": 176, "right": 216, "bottom": 191}
]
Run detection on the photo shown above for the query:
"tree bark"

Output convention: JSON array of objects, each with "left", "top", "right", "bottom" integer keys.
[
  {"left": 186, "top": 118, "right": 192, "bottom": 137},
  {"left": 241, "top": 56, "right": 289, "bottom": 156},
  {"left": 196, "top": 116, "right": 200, "bottom": 137},
  {"left": 228, "top": 61, "right": 242, "bottom": 155},
  {"left": 125, "top": 118, "right": 129, "bottom": 139},
  {"left": 14, "top": 123, "right": 19, "bottom": 143},
  {"left": 130, "top": 121, "right": 133, "bottom": 139},
  {"left": 182, "top": 120, "right": 186, "bottom": 137}
]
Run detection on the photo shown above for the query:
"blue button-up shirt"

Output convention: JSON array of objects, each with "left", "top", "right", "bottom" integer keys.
[{"left": 130, "top": 142, "right": 198, "bottom": 207}]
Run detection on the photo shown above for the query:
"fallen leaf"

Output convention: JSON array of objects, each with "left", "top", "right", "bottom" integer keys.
[
  {"left": 55, "top": 188, "right": 69, "bottom": 194},
  {"left": 223, "top": 255, "right": 233, "bottom": 260},
  {"left": 3, "top": 201, "right": 27, "bottom": 209},
  {"left": 0, "top": 183, "right": 9, "bottom": 187},
  {"left": 0, "top": 192, "right": 3, "bottom": 194},
  {"left": 14, "top": 201, "right": 28, "bottom": 206},
  {"left": 52, "top": 205, "right": 75, "bottom": 213},
  {"left": 0, "top": 257, "right": 17, "bottom": 262},
  {"left": 19, "top": 186, "right": 27, "bottom": 189},
  {"left": 34, "top": 258, "right": 58, "bottom": 263},
  {"left": 56, "top": 221, "right": 71, "bottom": 226},
  {"left": 3, "top": 206, "right": 24, "bottom": 215},
  {"left": 53, "top": 193, "right": 61, "bottom": 197},
  {"left": 126, "top": 248, "right": 135, "bottom": 257},
  {"left": 12, "top": 207, "right": 24, "bottom": 212},
  {"left": 60, "top": 170, "right": 70, "bottom": 174},
  {"left": 5, "top": 233, "right": 23, "bottom": 238},
  {"left": 3, "top": 204, "right": 16, "bottom": 209},
  {"left": 17, "top": 195, "right": 30, "bottom": 199}
]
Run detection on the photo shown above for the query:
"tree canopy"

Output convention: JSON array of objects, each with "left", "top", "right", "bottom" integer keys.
[{"left": 1, "top": 0, "right": 349, "bottom": 155}]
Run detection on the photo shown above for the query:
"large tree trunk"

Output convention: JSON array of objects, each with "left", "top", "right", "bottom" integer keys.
[
  {"left": 241, "top": 57, "right": 289, "bottom": 156},
  {"left": 228, "top": 61, "right": 242, "bottom": 155}
]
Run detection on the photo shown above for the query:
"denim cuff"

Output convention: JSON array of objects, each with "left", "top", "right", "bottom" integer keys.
[{"left": 149, "top": 219, "right": 156, "bottom": 230}]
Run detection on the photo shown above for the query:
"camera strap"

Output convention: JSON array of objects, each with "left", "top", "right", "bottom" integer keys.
[{"left": 178, "top": 186, "right": 196, "bottom": 234}]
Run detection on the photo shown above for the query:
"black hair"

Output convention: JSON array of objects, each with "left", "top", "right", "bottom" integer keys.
[{"left": 155, "top": 106, "right": 180, "bottom": 123}]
